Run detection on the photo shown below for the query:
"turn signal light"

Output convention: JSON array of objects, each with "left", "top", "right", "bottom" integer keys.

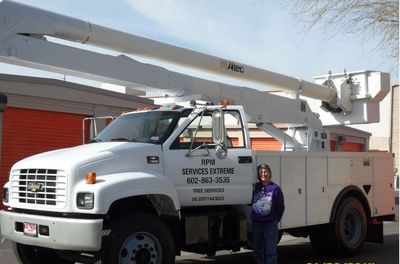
[{"left": 86, "top": 171, "right": 97, "bottom": 184}]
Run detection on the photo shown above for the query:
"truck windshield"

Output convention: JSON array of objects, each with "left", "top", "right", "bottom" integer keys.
[{"left": 93, "top": 111, "right": 179, "bottom": 144}]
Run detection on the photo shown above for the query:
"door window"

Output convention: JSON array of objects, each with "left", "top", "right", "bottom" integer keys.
[{"left": 171, "top": 110, "right": 245, "bottom": 149}]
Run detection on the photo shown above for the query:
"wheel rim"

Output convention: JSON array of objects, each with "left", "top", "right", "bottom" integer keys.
[
  {"left": 343, "top": 209, "right": 362, "bottom": 245},
  {"left": 119, "top": 232, "right": 162, "bottom": 264}
]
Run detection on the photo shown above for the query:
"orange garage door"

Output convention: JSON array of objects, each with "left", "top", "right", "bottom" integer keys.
[
  {"left": 251, "top": 138, "right": 282, "bottom": 151},
  {"left": 1, "top": 107, "right": 87, "bottom": 207},
  {"left": 339, "top": 142, "right": 364, "bottom": 152}
]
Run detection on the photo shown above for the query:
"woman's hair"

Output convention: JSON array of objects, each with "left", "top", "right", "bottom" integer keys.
[{"left": 257, "top": 164, "right": 271, "bottom": 181}]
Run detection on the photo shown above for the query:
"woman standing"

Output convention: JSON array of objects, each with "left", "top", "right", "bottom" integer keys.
[{"left": 251, "top": 164, "right": 285, "bottom": 264}]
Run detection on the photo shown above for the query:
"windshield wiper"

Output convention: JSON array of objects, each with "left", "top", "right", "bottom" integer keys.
[
  {"left": 89, "top": 139, "right": 102, "bottom": 143},
  {"left": 110, "top": 137, "right": 136, "bottom": 142}
]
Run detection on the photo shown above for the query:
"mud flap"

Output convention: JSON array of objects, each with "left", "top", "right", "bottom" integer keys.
[{"left": 366, "top": 220, "right": 383, "bottom": 243}]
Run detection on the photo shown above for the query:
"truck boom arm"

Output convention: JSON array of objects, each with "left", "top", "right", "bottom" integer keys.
[
  {"left": 0, "top": 0, "right": 335, "bottom": 103},
  {"left": 0, "top": 31, "right": 322, "bottom": 129},
  {"left": 0, "top": 0, "right": 390, "bottom": 130}
]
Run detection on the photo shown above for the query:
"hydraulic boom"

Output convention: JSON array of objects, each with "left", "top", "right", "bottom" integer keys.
[{"left": 0, "top": 0, "right": 391, "bottom": 149}]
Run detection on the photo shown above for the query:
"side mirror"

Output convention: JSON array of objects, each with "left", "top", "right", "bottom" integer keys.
[
  {"left": 212, "top": 109, "right": 227, "bottom": 159},
  {"left": 212, "top": 109, "right": 225, "bottom": 145},
  {"left": 215, "top": 144, "right": 228, "bottom": 159}
]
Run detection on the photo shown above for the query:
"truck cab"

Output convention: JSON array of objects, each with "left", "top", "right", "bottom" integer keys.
[
  {"left": 1, "top": 104, "right": 254, "bottom": 263},
  {"left": 91, "top": 104, "right": 254, "bottom": 207}
]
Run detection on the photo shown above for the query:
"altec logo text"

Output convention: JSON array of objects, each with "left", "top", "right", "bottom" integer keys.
[{"left": 220, "top": 60, "right": 245, "bottom": 74}]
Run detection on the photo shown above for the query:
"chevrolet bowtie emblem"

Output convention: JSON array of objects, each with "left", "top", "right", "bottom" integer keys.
[{"left": 27, "top": 182, "right": 44, "bottom": 192}]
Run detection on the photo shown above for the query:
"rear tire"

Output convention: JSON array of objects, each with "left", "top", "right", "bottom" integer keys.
[
  {"left": 331, "top": 197, "right": 367, "bottom": 256},
  {"left": 101, "top": 212, "right": 175, "bottom": 264}
]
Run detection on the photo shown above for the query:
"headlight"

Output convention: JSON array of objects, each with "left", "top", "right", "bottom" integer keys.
[
  {"left": 3, "top": 187, "right": 9, "bottom": 203},
  {"left": 76, "top": 192, "right": 94, "bottom": 209}
]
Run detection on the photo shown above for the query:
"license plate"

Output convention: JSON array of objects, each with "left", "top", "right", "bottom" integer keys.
[{"left": 23, "top": 223, "right": 38, "bottom": 237}]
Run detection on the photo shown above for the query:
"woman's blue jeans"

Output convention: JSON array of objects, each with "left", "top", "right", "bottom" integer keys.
[{"left": 252, "top": 220, "right": 278, "bottom": 264}]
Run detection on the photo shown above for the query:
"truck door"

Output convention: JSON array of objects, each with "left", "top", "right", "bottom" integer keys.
[{"left": 163, "top": 109, "right": 253, "bottom": 207}]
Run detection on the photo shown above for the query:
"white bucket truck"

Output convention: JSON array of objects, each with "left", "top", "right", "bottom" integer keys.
[{"left": 0, "top": 1, "right": 396, "bottom": 263}]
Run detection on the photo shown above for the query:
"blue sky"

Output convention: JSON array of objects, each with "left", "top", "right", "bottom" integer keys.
[{"left": 0, "top": 0, "right": 398, "bottom": 88}]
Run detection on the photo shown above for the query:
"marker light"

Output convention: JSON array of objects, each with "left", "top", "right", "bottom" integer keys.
[
  {"left": 86, "top": 171, "right": 97, "bottom": 184},
  {"left": 220, "top": 99, "right": 232, "bottom": 106}
]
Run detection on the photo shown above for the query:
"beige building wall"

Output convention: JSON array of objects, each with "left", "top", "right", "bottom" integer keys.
[
  {"left": 391, "top": 85, "right": 399, "bottom": 182},
  {"left": 369, "top": 137, "right": 391, "bottom": 150}
]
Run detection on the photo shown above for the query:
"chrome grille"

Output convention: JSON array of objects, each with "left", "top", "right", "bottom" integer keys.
[{"left": 11, "top": 169, "right": 67, "bottom": 207}]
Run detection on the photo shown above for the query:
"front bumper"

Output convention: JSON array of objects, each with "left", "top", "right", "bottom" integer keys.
[{"left": 0, "top": 210, "right": 103, "bottom": 251}]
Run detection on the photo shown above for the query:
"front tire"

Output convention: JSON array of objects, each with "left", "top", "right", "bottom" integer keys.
[{"left": 102, "top": 212, "right": 175, "bottom": 264}]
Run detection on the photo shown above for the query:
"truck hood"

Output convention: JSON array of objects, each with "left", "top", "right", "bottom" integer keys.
[{"left": 12, "top": 142, "right": 161, "bottom": 172}]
